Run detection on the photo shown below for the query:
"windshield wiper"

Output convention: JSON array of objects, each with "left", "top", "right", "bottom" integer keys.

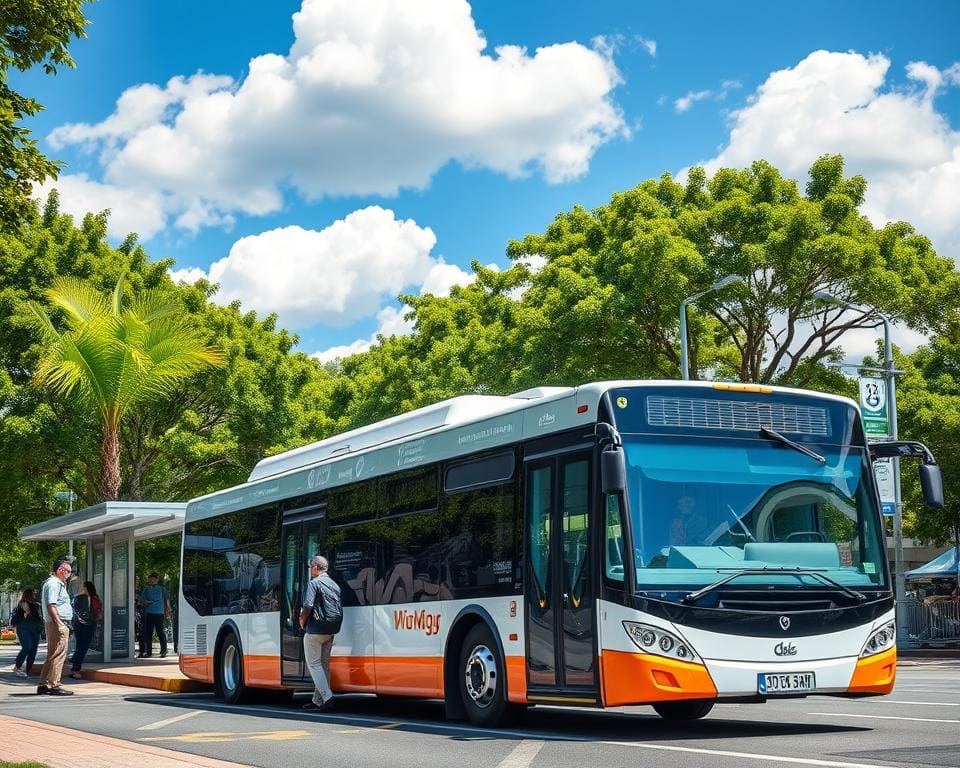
[
  {"left": 683, "top": 567, "right": 868, "bottom": 605},
  {"left": 760, "top": 425, "right": 826, "bottom": 464}
]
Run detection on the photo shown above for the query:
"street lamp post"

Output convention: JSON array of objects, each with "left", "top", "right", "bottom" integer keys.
[
  {"left": 54, "top": 490, "right": 76, "bottom": 558},
  {"left": 814, "top": 292, "right": 906, "bottom": 645},
  {"left": 679, "top": 275, "right": 745, "bottom": 380}
]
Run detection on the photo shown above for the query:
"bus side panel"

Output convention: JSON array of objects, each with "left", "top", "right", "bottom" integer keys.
[
  {"left": 243, "top": 611, "right": 282, "bottom": 688},
  {"left": 330, "top": 604, "right": 377, "bottom": 692}
]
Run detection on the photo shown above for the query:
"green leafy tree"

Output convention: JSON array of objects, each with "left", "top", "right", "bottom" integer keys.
[
  {"left": 26, "top": 275, "right": 226, "bottom": 500},
  {"left": 896, "top": 338, "right": 960, "bottom": 550},
  {"left": 1, "top": 1, "right": 90, "bottom": 230},
  {"left": 507, "top": 156, "right": 960, "bottom": 385}
]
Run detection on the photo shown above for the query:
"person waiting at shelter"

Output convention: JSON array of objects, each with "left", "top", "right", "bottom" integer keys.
[
  {"left": 11, "top": 587, "right": 43, "bottom": 677},
  {"left": 138, "top": 572, "right": 171, "bottom": 658},
  {"left": 37, "top": 558, "right": 75, "bottom": 695},
  {"left": 69, "top": 581, "right": 102, "bottom": 678}
]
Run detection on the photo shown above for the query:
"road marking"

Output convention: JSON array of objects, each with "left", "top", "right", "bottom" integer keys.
[
  {"left": 605, "top": 741, "right": 894, "bottom": 768},
  {"left": 808, "top": 712, "right": 960, "bottom": 724},
  {"left": 141, "top": 729, "right": 310, "bottom": 743},
  {"left": 497, "top": 740, "right": 544, "bottom": 768},
  {"left": 137, "top": 710, "right": 204, "bottom": 730},
  {"left": 877, "top": 700, "right": 959, "bottom": 707}
]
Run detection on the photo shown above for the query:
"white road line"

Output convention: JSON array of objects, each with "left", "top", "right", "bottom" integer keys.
[
  {"left": 496, "top": 740, "right": 544, "bottom": 768},
  {"left": 808, "top": 711, "right": 960, "bottom": 724},
  {"left": 877, "top": 700, "right": 959, "bottom": 707},
  {"left": 604, "top": 741, "right": 893, "bottom": 768},
  {"left": 137, "top": 710, "right": 205, "bottom": 731}
]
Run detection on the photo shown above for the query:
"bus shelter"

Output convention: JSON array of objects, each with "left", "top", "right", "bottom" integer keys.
[{"left": 19, "top": 501, "right": 186, "bottom": 662}]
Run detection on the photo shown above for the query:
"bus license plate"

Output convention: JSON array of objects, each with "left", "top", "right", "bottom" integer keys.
[{"left": 758, "top": 672, "right": 815, "bottom": 695}]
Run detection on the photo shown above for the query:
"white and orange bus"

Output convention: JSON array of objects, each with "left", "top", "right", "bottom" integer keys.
[{"left": 178, "top": 380, "right": 943, "bottom": 725}]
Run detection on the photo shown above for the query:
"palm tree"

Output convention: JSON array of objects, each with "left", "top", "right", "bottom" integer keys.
[{"left": 27, "top": 276, "right": 225, "bottom": 501}]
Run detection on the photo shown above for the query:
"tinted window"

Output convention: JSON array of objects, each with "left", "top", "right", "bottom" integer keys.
[
  {"left": 384, "top": 468, "right": 438, "bottom": 517},
  {"left": 378, "top": 510, "right": 443, "bottom": 604},
  {"left": 182, "top": 503, "right": 281, "bottom": 616},
  {"left": 329, "top": 481, "right": 378, "bottom": 526},
  {"left": 445, "top": 452, "right": 515, "bottom": 493},
  {"left": 442, "top": 480, "right": 519, "bottom": 599}
]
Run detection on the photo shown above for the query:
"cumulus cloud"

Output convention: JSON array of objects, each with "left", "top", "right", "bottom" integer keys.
[
  {"left": 36, "top": 173, "right": 167, "bottom": 240},
  {"left": 312, "top": 305, "right": 415, "bottom": 363},
  {"left": 179, "top": 206, "right": 438, "bottom": 329},
  {"left": 636, "top": 36, "right": 657, "bottom": 58},
  {"left": 697, "top": 50, "right": 960, "bottom": 258},
  {"left": 46, "top": 0, "right": 626, "bottom": 236}
]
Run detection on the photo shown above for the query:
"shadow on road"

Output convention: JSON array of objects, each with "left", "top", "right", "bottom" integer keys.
[{"left": 126, "top": 692, "right": 870, "bottom": 744}]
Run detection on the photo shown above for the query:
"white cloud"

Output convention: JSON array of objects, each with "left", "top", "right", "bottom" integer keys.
[
  {"left": 184, "top": 206, "right": 437, "bottom": 329},
  {"left": 636, "top": 36, "right": 657, "bottom": 58},
  {"left": 312, "top": 305, "right": 414, "bottom": 363},
  {"left": 36, "top": 173, "right": 167, "bottom": 240},
  {"left": 47, "top": 0, "right": 626, "bottom": 235},
  {"left": 697, "top": 50, "right": 960, "bottom": 258},
  {"left": 169, "top": 266, "right": 208, "bottom": 284},
  {"left": 674, "top": 89, "right": 712, "bottom": 113}
]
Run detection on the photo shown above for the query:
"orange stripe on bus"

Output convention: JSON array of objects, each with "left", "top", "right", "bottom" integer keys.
[
  {"left": 848, "top": 647, "right": 896, "bottom": 694},
  {"left": 506, "top": 656, "right": 527, "bottom": 703},
  {"left": 180, "top": 654, "right": 213, "bottom": 683},
  {"left": 330, "top": 655, "right": 377, "bottom": 691},
  {"left": 243, "top": 654, "right": 282, "bottom": 688},
  {"left": 600, "top": 649, "right": 716, "bottom": 707}
]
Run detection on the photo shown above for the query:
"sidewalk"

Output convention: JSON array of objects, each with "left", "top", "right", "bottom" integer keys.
[
  {"left": 0, "top": 715, "right": 249, "bottom": 768},
  {"left": 2, "top": 645, "right": 211, "bottom": 693}
]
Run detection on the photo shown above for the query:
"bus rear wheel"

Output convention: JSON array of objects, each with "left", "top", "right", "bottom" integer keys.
[
  {"left": 459, "top": 624, "right": 508, "bottom": 727},
  {"left": 652, "top": 699, "right": 714, "bottom": 720},
  {"left": 216, "top": 632, "right": 251, "bottom": 705}
]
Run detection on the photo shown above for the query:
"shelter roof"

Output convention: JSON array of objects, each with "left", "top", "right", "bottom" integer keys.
[{"left": 19, "top": 501, "right": 186, "bottom": 542}]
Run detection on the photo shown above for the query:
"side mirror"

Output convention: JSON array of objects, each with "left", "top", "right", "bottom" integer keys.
[
  {"left": 920, "top": 463, "right": 945, "bottom": 509},
  {"left": 601, "top": 446, "right": 627, "bottom": 495}
]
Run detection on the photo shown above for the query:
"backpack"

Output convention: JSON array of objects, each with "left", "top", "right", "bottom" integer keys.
[{"left": 311, "top": 578, "right": 343, "bottom": 635}]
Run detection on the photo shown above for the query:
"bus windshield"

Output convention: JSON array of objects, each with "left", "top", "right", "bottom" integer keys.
[{"left": 619, "top": 434, "right": 887, "bottom": 592}]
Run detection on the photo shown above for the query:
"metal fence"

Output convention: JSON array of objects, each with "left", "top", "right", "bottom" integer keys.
[{"left": 904, "top": 600, "right": 960, "bottom": 646}]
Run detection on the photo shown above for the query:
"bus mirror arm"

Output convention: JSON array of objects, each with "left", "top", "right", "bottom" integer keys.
[{"left": 869, "top": 440, "right": 944, "bottom": 509}]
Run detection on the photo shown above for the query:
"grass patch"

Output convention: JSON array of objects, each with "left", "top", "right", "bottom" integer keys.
[{"left": 0, "top": 762, "right": 49, "bottom": 768}]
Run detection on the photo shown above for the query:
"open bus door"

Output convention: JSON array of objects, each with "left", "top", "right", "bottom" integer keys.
[{"left": 280, "top": 505, "right": 327, "bottom": 684}]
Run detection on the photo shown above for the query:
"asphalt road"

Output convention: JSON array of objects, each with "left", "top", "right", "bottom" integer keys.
[{"left": 1, "top": 660, "right": 958, "bottom": 768}]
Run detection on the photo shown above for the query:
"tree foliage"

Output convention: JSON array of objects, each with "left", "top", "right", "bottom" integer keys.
[{"left": 0, "top": 0, "right": 89, "bottom": 230}]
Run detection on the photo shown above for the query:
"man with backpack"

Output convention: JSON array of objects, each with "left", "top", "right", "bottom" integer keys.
[{"left": 298, "top": 555, "right": 342, "bottom": 712}]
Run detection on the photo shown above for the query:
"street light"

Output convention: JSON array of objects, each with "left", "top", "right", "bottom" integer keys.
[
  {"left": 680, "top": 274, "right": 746, "bottom": 380},
  {"left": 814, "top": 291, "right": 906, "bottom": 645},
  {"left": 54, "top": 490, "right": 76, "bottom": 559}
]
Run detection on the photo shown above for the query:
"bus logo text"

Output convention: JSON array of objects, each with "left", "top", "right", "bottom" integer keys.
[
  {"left": 393, "top": 609, "right": 441, "bottom": 636},
  {"left": 774, "top": 642, "right": 797, "bottom": 657}
]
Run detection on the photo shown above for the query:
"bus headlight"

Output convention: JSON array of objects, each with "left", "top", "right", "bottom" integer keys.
[
  {"left": 623, "top": 621, "right": 702, "bottom": 664},
  {"left": 861, "top": 621, "right": 896, "bottom": 657}
]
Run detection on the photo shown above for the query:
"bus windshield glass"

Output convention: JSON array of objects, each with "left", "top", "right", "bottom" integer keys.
[{"left": 607, "top": 387, "right": 887, "bottom": 593}]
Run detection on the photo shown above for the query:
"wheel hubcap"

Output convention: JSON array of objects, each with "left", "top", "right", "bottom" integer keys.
[
  {"left": 223, "top": 644, "right": 238, "bottom": 692},
  {"left": 464, "top": 644, "right": 497, "bottom": 708}
]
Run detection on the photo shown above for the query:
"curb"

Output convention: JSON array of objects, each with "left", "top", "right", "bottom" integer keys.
[{"left": 80, "top": 668, "right": 213, "bottom": 693}]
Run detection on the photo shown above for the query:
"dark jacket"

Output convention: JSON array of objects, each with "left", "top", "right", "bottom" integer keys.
[{"left": 11, "top": 600, "right": 43, "bottom": 628}]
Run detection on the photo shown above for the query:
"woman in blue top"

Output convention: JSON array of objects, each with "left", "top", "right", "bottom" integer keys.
[{"left": 12, "top": 588, "right": 43, "bottom": 677}]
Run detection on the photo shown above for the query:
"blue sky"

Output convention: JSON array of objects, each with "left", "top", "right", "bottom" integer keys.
[{"left": 14, "top": 0, "right": 960, "bottom": 359}]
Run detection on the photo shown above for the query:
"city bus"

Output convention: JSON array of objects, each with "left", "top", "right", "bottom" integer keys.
[{"left": 177, "top": 380, "right": 944, "bottom": 725}]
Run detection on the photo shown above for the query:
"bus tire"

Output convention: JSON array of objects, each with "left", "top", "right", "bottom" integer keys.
[
  {"left": 459, "top": 624, "right": 508, "bottom": 727},
  {"left": 652, "top": 699, "right": 714, "bottom": 720},
  {"left": 216, "top": 632, "right": 251, "bottom": 705}
]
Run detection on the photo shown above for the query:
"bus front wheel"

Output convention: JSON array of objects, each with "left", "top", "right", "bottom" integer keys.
[
  {"left": 652, "top": 699, "right": 714, "bottom": 720},
  {"left": 216, "top": 632, "right": 251, "bottom": 705},
  {"left": 459, "top": 624, "right": 508, "bottom": 727}
]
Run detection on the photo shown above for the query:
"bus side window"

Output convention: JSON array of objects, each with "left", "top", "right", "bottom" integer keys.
[{"left": 604, "top": 494, "right": 625, "bottom": 582}]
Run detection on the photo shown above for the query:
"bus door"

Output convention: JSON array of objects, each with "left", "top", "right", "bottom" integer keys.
[
  {"left": 280, "top": 507, "right": 327, "bottom": 684},
  {"left": 524, "top": 451, "right": 598, "bottom": 703}
]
